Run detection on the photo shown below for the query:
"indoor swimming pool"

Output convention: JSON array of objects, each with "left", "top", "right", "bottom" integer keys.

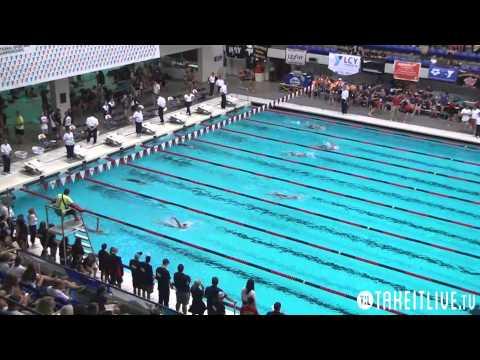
[{"left": 13, "top": 108, "right": 480, "bottom": 315}]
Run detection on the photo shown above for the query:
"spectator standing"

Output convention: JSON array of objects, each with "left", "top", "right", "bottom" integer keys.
[
  {"left": 240, "top": 296, "right": 258, "bottom": 315},
  {"left": 472, "top": 105, "right": 480, "bottom": 138},
  {"left": 173, "top": 264, "right": 191, "bottom": 314},
  {"left": 460, "top": 106, "right": 472, "bottom": 130},
  {"left": 15, "top": 111, "right": 25, "bottom": 145},
  {"left": 220, "top": 82, "right": 228, "bottom": 109},
  {"left": 155, "top": 258, "right": 172, "bottom": 308},
  {"left": 141, "top": 255, "right": 154, "bottom": 300},
  {"left": 85, "top": 116, "right": 99, "bottom": 144},
  {"left": 131, "top": 106, "right": 144, "bottom": 137},
  {"left": 27, "top": 208, "right": 38, "bottom": 247},
  {"left": 189, "top": 280, "right": 207, "bottom": 315},
  {"left": 47, "top": 224, "right": 58, "bottom": 262},
  {"left": 157, "top": 95, "right": 166, "bottom": 124},
  {"left": 71, "top": 237, "right": 85, "bottom": 269},
  {"left": 1, "top": 139, "right": 12, "bottom": 174},
  {"left": 15, "top": 215, "right": 28, "bottom": 250},
  {"left": 96, "top": 71, "right": 105, "bottom": 87},
  {"left": 266, "top": 302, "right": 284, "bottom": 315},
  {"left": 63, "top": 126, "right": 75, "bottom": 159},
  {"left": 98, "top": 243, "right": 109, "bottom": 282},
  {"left": 241, "top": 278, "right": 256, "bottom": 307},
  {"left": 129, "top": 252, "right": 141, "bottom": 296},
  {"left": 40, "top": 113, "right": 49, "bottom": 136},
  {"left": 215, "top": 76, "right": 225, "bottom": 94},
  {"left": 208, "top": 72, "right": 216, "bottom": 96},
  {"left": 184, "top": 91, "right": 194, "bottom": 116},
  {"left": 62, "top": 109, "right": 73, "bottom": 133},
  {"left": 205, "top": 276, "right": 234, "bottom": 315},
  {"left": 109, "top": 247, "right": 123, "bottom": 288},
  {"left": 341, "top": 85, "right": 349, "bottom": 114}
]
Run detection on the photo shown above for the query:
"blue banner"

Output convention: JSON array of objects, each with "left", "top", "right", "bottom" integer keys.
[{"left": 428, "top": 65, "right": 458, "bottom": 82}]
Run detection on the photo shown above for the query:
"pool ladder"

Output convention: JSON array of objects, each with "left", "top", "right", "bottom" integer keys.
[{"left": 45, "top": 204, "right": 98, "bottom": 265}]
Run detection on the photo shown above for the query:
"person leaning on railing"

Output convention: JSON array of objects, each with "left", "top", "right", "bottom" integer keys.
[{"left": 54, "top": 189, "right": 80, "bottom": 222}]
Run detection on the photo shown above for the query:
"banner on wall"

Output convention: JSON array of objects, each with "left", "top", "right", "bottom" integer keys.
[
  {"left": 328, "top": 53, "right": 361, "bottom": 76},
  {"left": 0, "top": 45, "right": 161, "bottom": 91},
  {"left": 285, "top": 48, "right": 307, "bottom": 65},
  {"left": 456, "top": 71, "right": 480, "bottom": 88},
  {"left": 428, "top": 65, "right": 458, "bottom": 83},
  {"left": 393, "top": 61, "right": 421, "bottom": 82}
]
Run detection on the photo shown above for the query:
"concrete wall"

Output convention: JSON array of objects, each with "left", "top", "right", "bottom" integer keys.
[
  {"left": 198, "top": 45, "right": 225, "bottom": 82},
  {"left": 49, "top": 78, "right": 70, "bottom": 117}
]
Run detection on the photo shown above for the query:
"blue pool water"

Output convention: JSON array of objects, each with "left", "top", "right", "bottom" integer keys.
[{"left": 13, "top": 109, "right": 480, "bottom": 315}]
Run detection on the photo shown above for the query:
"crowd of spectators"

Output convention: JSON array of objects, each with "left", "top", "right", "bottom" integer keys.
[{"left": 308, "top": 75, "right": 480, "bottom": 133}]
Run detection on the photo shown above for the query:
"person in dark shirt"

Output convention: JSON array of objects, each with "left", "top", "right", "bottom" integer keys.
[
  {"left": 109, "top": 247, "right": 123, "bottom": 288},
  {"left": 155, "top": 258, "right": 172, "bottom": 307},
  {"left": 266, "top": 302, "right": 284, "bottom": 315},
  {"left": 98, "top": 243, "right": 109, "bottom": 282},
  {"left": 129, "top": 252, "right": 141, "bottom": 296},
  {"left": 204, "top": 276, "right": 234, "bottom": 315},
  {"left": 173, "top": 264, "right": 191, "bottom": 314},
  {"left": 70, "top": 237, "right": 85, "bottom": 270},
  {"left": 189, "top": 280, "right": 207, "bottom": 315},
  {"left": 141, "top": 256, "right": 154, "bottom": 300}
]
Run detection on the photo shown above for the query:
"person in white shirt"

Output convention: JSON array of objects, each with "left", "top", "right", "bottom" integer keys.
[
  {"left": 208, "top": 72, "right": 216, "bottom": 96},
  {"left": 63, "top": 126, "right": 75, "bottom": 159},
  {"left": 157, "top": 95, "right": 166, "bottom": 124},
  {"left": 85, "top": 116, "right": 99, "bottom": 144},
  {"left": 460, "top": 106, "right": 472, "bottom": 130},
  {"left": 473, "top": 106, "right": 480, "bottom": 138},
  {"left": 215, "top": 77, "right": 225, "bottom": 94},
  {"left": 220, "top": 83, "right": 228, "bottom": 109},
  {"left": 62, "top": 110, "right": 72, "bottom": 133},
  {"left": 1, "top": 139, "right": 12, "bottom": 174},
  {"left": 131, "top": 106, "right": 144, "bottom": 137},
  {"left": 184, "top": 92, "right": 194, "bottom": 116},
  {"left": 8, "top": 256, "right": 26, "bottom": 279},
  {"left": 27, "top": 208, "right": 38, "bottom": 247},
  {"left": 40, "top": 114, "right": 49, "bottom": 135},
  {"left": 341, "top": 86, "right": 349, "bottom": 114},
  {"left": 46, "top": 280, "right": 70, "bottom": 303}
]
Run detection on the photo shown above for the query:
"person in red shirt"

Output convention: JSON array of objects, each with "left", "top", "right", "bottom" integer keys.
[{"left": 390, "top": 93, "right": 403, "bottom": 121}]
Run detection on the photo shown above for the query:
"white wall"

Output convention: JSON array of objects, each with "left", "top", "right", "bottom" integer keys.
[{"left": 198, "top": 45, "right": 225, "bottom": 82}]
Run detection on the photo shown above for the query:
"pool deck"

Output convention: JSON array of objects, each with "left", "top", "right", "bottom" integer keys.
[
  {"left": 0, "top": 96, "right": 249, "bottom": 193},
  {"left": 239, "top": 95, "right": 480, "bottom": 146}
]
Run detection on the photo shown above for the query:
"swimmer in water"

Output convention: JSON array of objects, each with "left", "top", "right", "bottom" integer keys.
[
  {"left": 315, "top": 141, "right": 339, "bottom": 151},
  {"left": 307, "top": 124, "right": 326, "bottom": 131},
  {"left": 126, "top": 178, "right": 147, "bottom": 185},
  {"left": 286, "top": 151, "right": 316, "bottom": 158},
  {"left": 164, "top": 217, "right": 191, "bottom": 229},
  {"left": 270, "top": 192, "right": 301, "bottom": 200}
]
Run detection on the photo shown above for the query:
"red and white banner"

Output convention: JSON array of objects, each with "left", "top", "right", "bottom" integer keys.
[{"left": 393, "top": 61, "right": 421, "bottom": 82}]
